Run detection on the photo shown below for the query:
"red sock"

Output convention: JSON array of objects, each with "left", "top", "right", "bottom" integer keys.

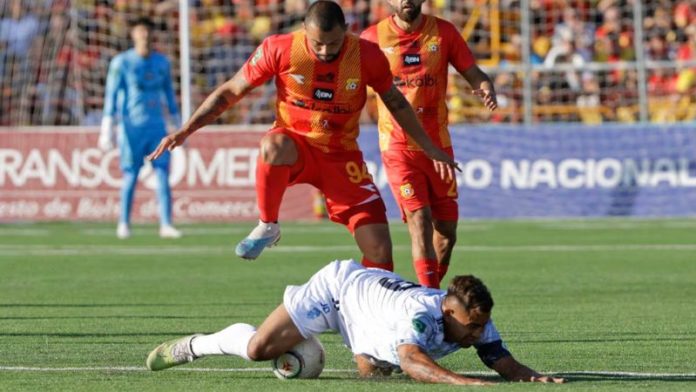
[
  {"left": 414, "top": 258, "right": 439, "bottom": 289},
  {"left": 438, "top": 263, "right": 450, "bottom": 285},
  {"left": 361, "top": 256, "right": 393, "bottom": 272},
  {"left": 256, "top": 155, "right": 290, "bottom": 222}
]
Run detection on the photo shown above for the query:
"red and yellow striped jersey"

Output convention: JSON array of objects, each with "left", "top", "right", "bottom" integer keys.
[
  {"left": 361, "top": 15, "right": 476, "bottom": 151},
  {"left": 241, "top": 31, "right": 393, "bottom": 153}
]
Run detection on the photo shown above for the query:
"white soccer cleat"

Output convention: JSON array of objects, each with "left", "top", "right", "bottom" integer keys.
[
  {"left": 146, "top": 334, "right": 202, "bottom": 371},
  {"left": 117, "top": 223, "right": 131, "bottom": 239},
  {"left": 159, "top": 225, "right": 182, "bottom": 239},
  {"left": 235, "top": 221, "right": 281, "bottom": 260}
]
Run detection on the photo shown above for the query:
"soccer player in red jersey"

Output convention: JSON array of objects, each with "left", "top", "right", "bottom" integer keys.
[
  {"left": 361, "top": 0, "right": 498, "bottom": 287},
  {"left": 148, "top": 1, "right": 456, "bottom": 270}
]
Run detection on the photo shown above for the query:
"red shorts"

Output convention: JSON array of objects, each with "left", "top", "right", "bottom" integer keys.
[
  {"left": 271, "top": 128, "right": 387, "bottom": 232},
  {"left": 382, "top": 148, "right": 459, "bottom": 222}
]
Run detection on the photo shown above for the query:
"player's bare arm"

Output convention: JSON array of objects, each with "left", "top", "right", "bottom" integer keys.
[
  {"left": 379, "top": 85, "right": 459, "bottom": 180},
  {"left": 147, "top": 71, "right": 253, "bottom": 161},
  {"left": 491, "top": 355, "right": 565, "bottom": 383},
  {"left": 397, "top": 344, "right": 492, "bottom": 385},
  {"left": 462, "top": 65, "right": 498, "bottom": 112}
]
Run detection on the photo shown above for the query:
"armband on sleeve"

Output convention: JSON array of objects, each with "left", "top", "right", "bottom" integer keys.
[{"left": 475, "top": 340, "right": 511, "bottom": 368}]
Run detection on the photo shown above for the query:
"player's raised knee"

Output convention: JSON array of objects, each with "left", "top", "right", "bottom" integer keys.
[{"left": 260, "top": 133, "right": 297, "bottom": 165}]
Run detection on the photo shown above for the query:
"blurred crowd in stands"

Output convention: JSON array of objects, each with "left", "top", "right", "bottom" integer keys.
[{"left": 1, "top": 0, "right": 696, "bottom": 126}]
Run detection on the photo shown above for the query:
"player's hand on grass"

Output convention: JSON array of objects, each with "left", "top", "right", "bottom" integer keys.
[
  {"left": 147, "top": 130, "right": 189, "bottom": 161},
  {"left": 472, "top": 88, "right": 498, "bottom": 111}
]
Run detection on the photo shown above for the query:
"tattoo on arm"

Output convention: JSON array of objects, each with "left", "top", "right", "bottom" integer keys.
[
  {"left": 399, "top": 345, "right": 478, "bottom": 385},
  {"left": 380, "top": 85, "right": 410, "bottom": 112},
  {"left": 403, "top": 350, "right": 459, "bottom": 383}
]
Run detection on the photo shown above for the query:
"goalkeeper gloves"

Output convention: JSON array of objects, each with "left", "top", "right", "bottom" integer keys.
[
  {"left": 169, "top": 113, "right": 182, "bottom": 130},
  {"left": 98, "top": 116, "right": 116, "bottom": 151}
]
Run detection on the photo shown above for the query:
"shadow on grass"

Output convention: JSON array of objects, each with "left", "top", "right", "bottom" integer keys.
[
  {"left": 508, "top": 335, "right": 696, "bottom": 344},
  {"left": 553, "top": 371, "right": 696, "bottom": 382}
]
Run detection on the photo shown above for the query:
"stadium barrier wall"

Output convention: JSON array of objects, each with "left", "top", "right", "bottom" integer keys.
[
  {"left": 2, "top": 124, "right": 696, "bottom": 222},
  {"left": 0, "top": 126, "right": 313, "bottom": 222},
  {"left": 359, "top": 124, "right": 696, "bottom": 219}
]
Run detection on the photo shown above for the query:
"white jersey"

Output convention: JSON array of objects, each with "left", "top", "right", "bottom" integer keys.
[{"left": 283, "top": 260, "right": 508, "bottom": 368}]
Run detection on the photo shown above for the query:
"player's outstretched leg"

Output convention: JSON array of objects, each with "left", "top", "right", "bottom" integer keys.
[
  {"left": 146, "top": 334, "right": 202, "bottom": 371},
  {"left": 235, "top": 220, "right": 281, "bottom": 260}
]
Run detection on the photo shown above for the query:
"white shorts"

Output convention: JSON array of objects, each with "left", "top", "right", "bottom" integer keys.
[{"left": 283, "top": 260, "right": 362, "bottom": 339}]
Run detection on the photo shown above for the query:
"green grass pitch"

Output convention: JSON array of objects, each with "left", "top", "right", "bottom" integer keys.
[{"left": 1, "top": 219, "right": 695, "bottom": 391}]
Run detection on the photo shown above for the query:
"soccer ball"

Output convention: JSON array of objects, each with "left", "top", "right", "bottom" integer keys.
[{"left": 271, "top": 336, "right": 325, "bottom": 379}]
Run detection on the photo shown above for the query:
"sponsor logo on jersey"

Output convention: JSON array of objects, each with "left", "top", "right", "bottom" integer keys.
[
  {"left": 306, "top": 307, "right": 322, "bottom": 320},
  {"left": 250, "top": 48, "right": 263, "bottom": 66},
  {"left": 381, "top": 46, "right": 395, "bottom": 55},
  {"left": 393, "top": 74, "right": 437, "bottom": 88},
  {"left": 403, "top": 54, "right": 421, "bottom": 66},
  {"left": 400, "top": 183, "right": 415, "bottom": 199},
  {"left": 291, "top": 99, "right": 351, "bottom": 114},
  {"left": 313, "top": 88, "right": 334, "bottom": 101},
  {"left": 316, "top": 72, "right": 335, "bottom": 83},
  {"left": 289, "top": 73, "right": 305, "bottom": 84},
  {"left": 345, "top": 78, "right": 359, "bottom": 90}
]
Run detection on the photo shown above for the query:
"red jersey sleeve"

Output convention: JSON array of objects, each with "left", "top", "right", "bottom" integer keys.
[
  {"left": 359, "top": 25, "right": 378, "bottom": 44},
  {"left": 241, "top": 36, "right": 280, "bottom": 87},
  {"left": 441, "top": 20, "right": 476, "bottom": 73},
  {"left": 361, "top": 39, "right": 393, "bottom": 95}
]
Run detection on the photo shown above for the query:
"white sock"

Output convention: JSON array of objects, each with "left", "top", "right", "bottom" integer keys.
[
  {"left": 247, "top": 220, "right": 279, "bottom": 239},
  {"left": 191, "top": 323, "right": 257, "bottom": 360}
]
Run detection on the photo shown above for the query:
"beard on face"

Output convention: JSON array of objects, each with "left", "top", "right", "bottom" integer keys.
[
  {"left": 397, "top": 2, "right": 421, "bottom": 23},
  {"left": 317, "top": 52, "right": 339, "bottom": 62}
]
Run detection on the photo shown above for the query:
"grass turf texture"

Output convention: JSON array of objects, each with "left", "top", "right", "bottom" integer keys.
[{"left": 1, "top": 219, "right": 695, "bottom": 391}]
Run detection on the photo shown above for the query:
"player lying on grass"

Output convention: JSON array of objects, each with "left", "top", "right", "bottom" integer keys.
[{"left": 146, "top": 260, "right": 564, "bottom": 385}]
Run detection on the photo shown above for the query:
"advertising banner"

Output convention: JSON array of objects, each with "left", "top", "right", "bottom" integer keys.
[
  {"left": 357, "top": 124, "right": 696, "bottom": 219},
  {"left": 3, "top": 124, "right": 696, "bottom": 222},
  {"left": 0, "top": 127, "right": 314, "bottom": 222}
]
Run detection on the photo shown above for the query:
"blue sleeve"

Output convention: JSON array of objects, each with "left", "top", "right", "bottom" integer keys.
[
  {"left": 103, "top": 55, "right": 124, "bottom": 117},
  {"left": 161, "top": 57, "right": 179, "bottom": 116}
]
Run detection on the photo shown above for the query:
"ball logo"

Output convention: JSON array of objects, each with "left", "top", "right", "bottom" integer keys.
[
  {"left": 345, "top": 78, "right": 359, "bottom": 90},
  {"left": 403, "top": 54, "right": 421, "bottom": 66},
  {"left": 426, "top": 38, "right": 440, "bottom": 52},
  {"left": 400, "top": 183, "right": 415, "bottom": 199},
  {"left": 313, "top": 88, "right": 334, "bottom": 101}
]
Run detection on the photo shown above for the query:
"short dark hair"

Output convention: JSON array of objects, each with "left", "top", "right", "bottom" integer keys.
[
  {"left": 305, "top": 1, "right": 346, "bottom": 32},
  {"left": 446, "top": 275, "right": 494, "bottom": 314},
  {"left": 130, "top": 16, "right": 155, "bottom": 30}
]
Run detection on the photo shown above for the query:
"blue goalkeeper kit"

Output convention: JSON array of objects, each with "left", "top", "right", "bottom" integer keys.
[{"left": 103, "top": 49, "right": 179, "bottom": 226}]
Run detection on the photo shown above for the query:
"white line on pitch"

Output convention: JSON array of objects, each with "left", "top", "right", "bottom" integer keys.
[
  {"left": 0, "top": 366, "right": 694, "bottom": 379},
  {"left": 1, "top": 243, "right": 696, "bottom": 257}
]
